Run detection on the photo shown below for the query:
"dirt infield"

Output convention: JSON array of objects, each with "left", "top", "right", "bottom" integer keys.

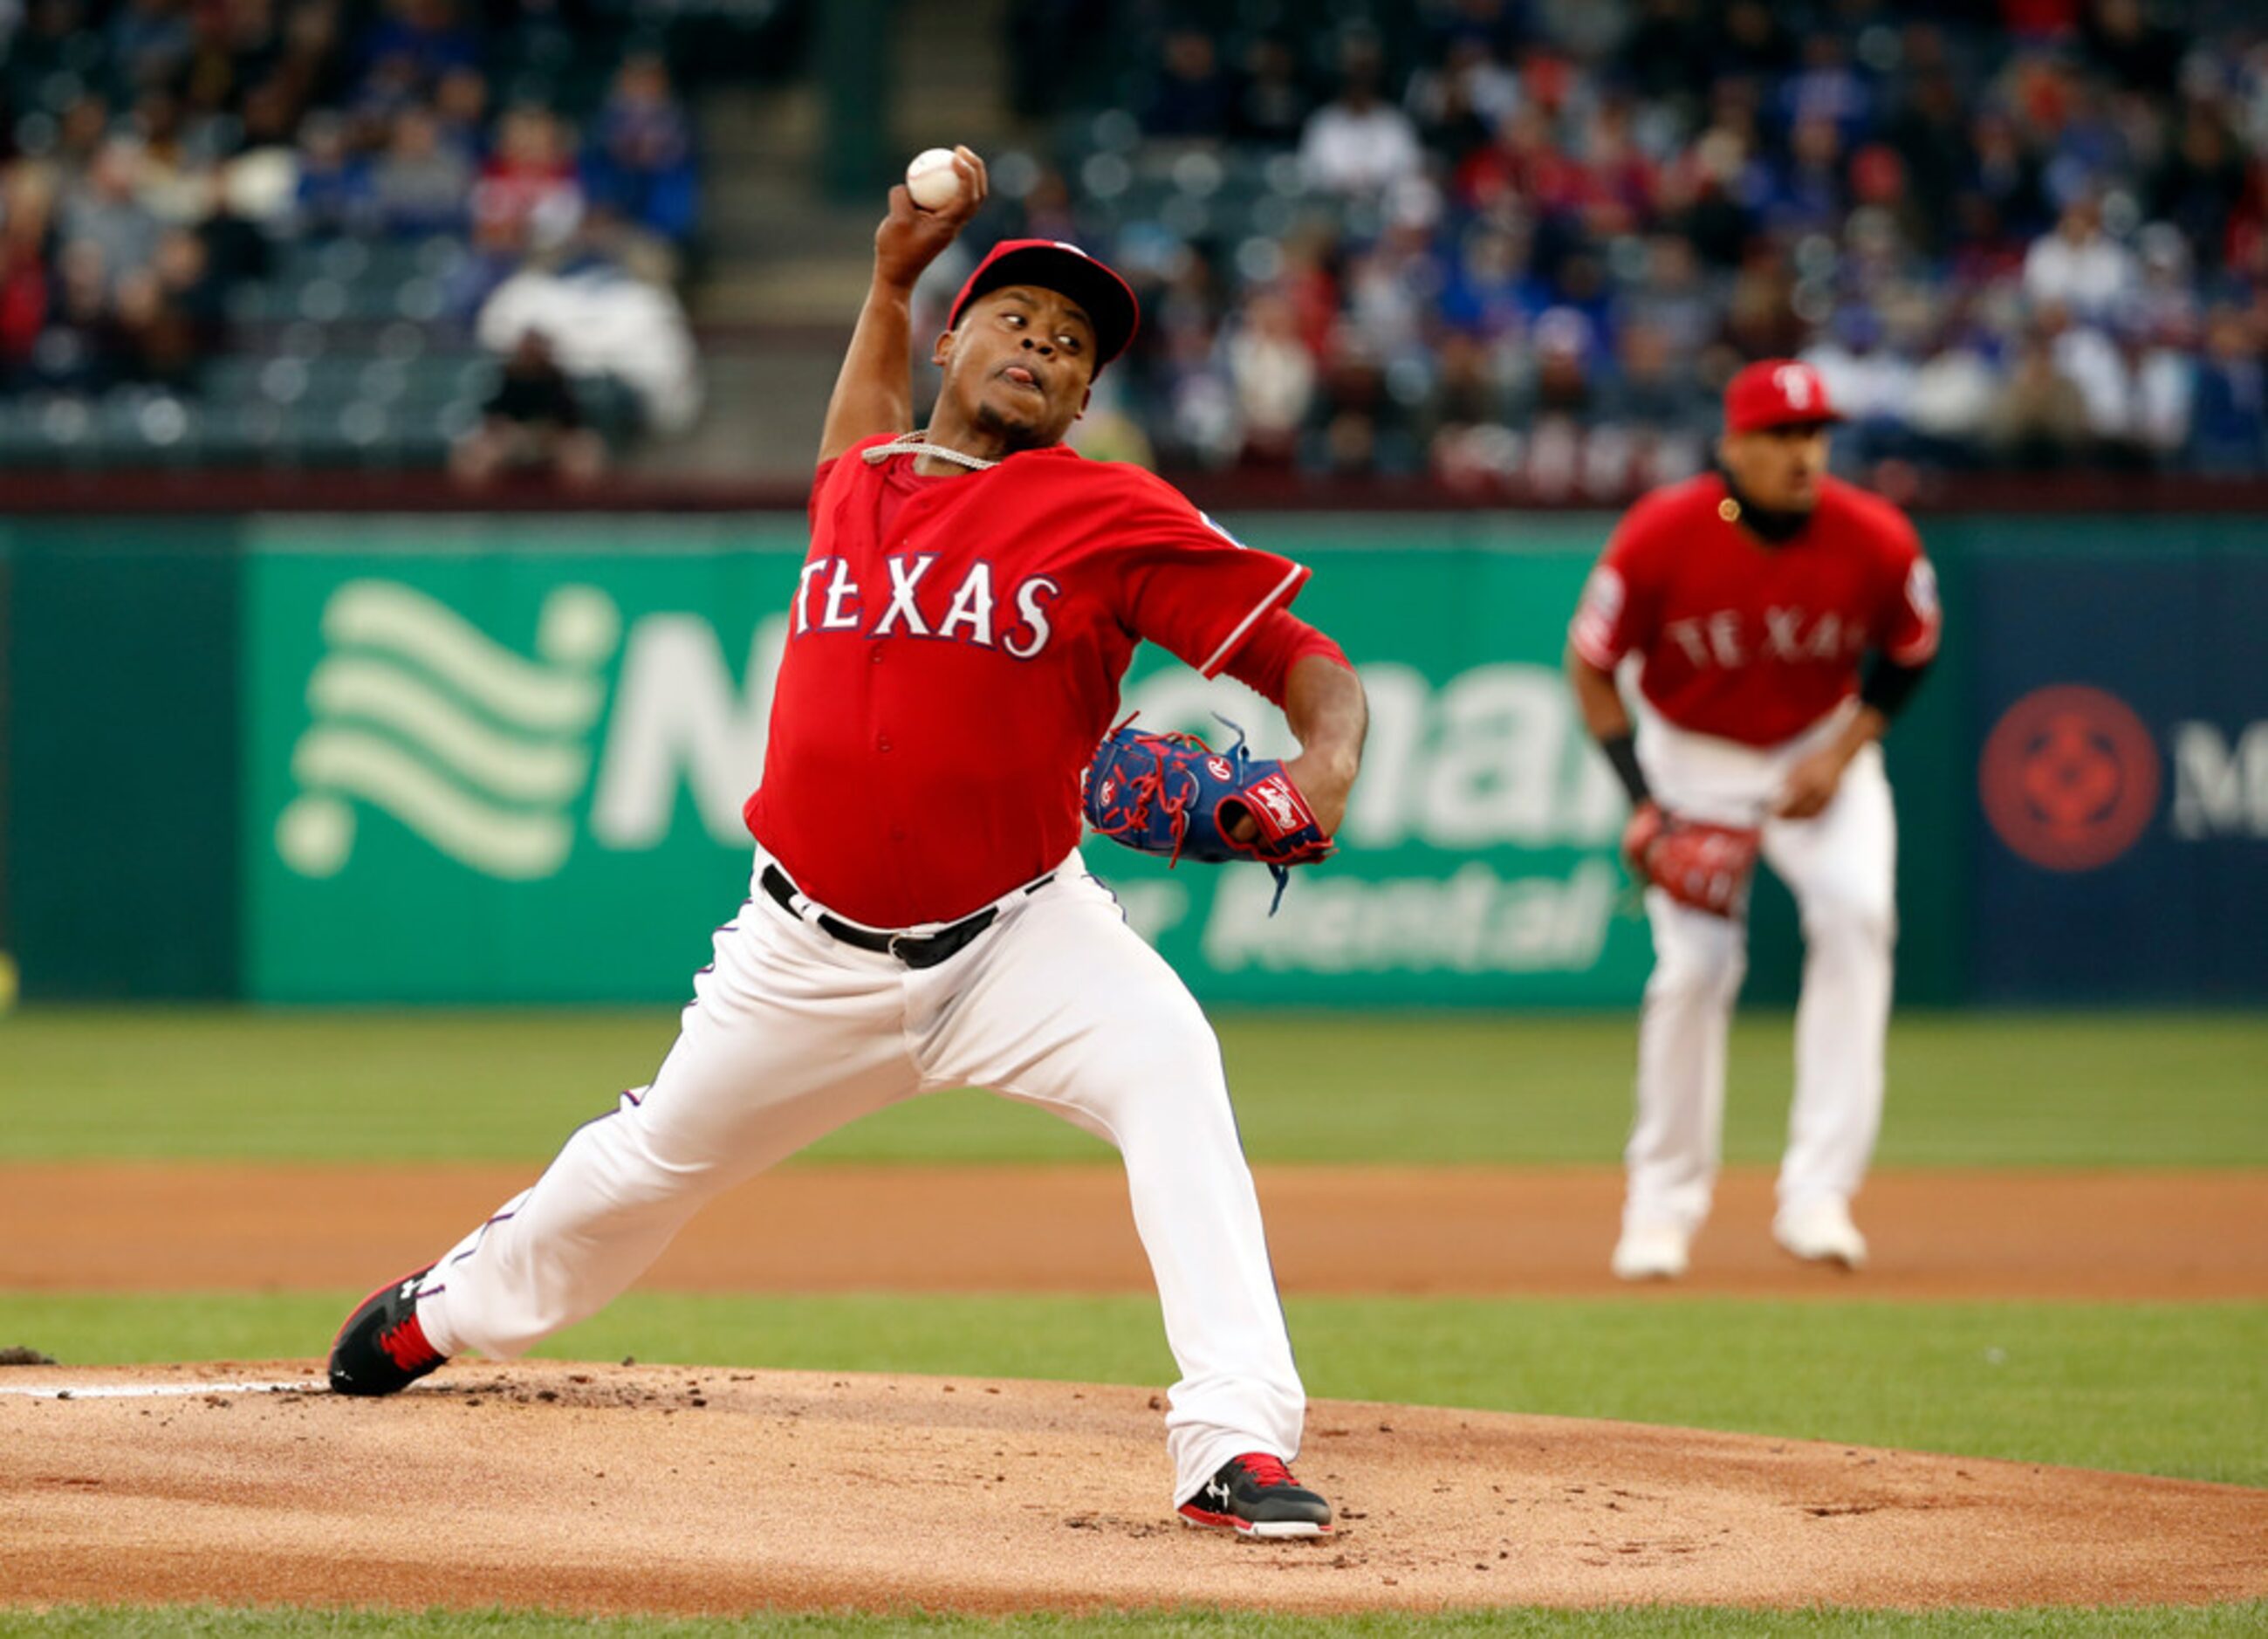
[
  {"left": 9, "top": 1162, "right": 2264, "bottom": 1615},
  {"left": 5, "top": 1162, "right": 2266, "bottom": 1300},
  {"left": 3, "top": 1361, "right": 2263, "bottom": 1615}
]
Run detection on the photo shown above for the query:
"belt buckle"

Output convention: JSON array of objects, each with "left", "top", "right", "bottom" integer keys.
[{"left": 886, "top": 931, "right": 915, "bottom": 964}]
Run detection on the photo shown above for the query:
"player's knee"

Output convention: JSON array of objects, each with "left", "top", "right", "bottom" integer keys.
[
  {"left": 1802, "top": 888, "right": 1895, "bottom": 952},
  {"left": 1648, "top": 939, "right": 1746, "bottom": 1005}
]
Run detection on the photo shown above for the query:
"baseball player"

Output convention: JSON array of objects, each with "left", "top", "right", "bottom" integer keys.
[
  {"left": 328, "top": 149, "right": 1370, "bottom": 1540},
  {"left": 1566, "top": 360, "right": 1941, "bottom": 1280}
]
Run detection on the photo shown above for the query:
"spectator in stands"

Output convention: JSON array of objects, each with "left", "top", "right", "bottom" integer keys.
[
  {"left": 1230, "top": 36, "right": 1309, "bottom": 146},
  {"left": 585, "top": 54, "right": 697, "bottom": 247},
  {"left": 63, "top": 139, "right": 162, "bottom": 296},
  {"left": 106, "top": 264, "right": 198, "bottom": 389},
  {"left": 2189, "top": 305, "right": 2267, "bottom": 475},
  {"left": 2149, "top": 99, "right": 2252, "bottom": 269},
  {"left": 372, "top": 106, "right": 472, "bottom": 236},
  {"left": 293, "top": 112, "right": 374, "bottom": 236},
  {"left": 109, "top": 0, "right": 195, "bottom": 95},
  {"left": 152, "top": 224, "right": 223, "bottom": 358},
  {"left": 1599, "top": 318, "right": 1710, "bottom": 443},
  {"left": 2024, "top": 194, "right": 2138, "bottom": 319},
  {"left": 451, "top": 326, "right": 605, "bottom": 487},
  {"left": 1142, "top": 29, "right": 1237, "bottom": 141},
  {"left": 1989, "top": 332, "right": 2093, "bottom": 469},
  {"left": 1223, "top": 286, "right": 1315, "bottom": 467},
  {"left": 43, "top": 238, "right": 115, "bottom": 392},
  {"left": 1405, "top": 38, "right": 1518, "bottom": 158},
  {"left": 432, "top": 65, "right": 490, "bottom": 157},
  {"left": 1298, "top": 36, "right": 1423, "bottom": 199},
  {"left": 0, "top": 167, "right": 56, "bottom": 387},
  {"left": 1906, "top": 319, "right": 2001, "bottom": 466},
  {"left": 474, "top": 106, "right": 582, "bottom": 254},
  {"left": 360, "top": 0, "right": 478, "bottom": 92}
]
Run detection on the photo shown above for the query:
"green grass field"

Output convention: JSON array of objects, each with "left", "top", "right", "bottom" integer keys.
[
  {"left": 3, "top": 1008, "right": 2264, "bottom": 1167},
  {"left": 3, "top": 1006, "right": 2262, "bottom": 1636}
]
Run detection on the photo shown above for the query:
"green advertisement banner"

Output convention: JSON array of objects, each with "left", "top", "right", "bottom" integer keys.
[{"left": 241, "top": 516, "right": 1655, "bottom": 1005}]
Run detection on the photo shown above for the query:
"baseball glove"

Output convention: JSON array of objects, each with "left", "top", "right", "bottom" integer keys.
[
  {"left": 1083, "top": 717, "right": 1333, "bottom": 914},
  {"left": 1624, "top": 804, "right": 1760, "bottom": 918}
]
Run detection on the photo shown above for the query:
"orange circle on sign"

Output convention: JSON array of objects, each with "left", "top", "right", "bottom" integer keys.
[{"left": 1978, "top": 685, "right": 2161, "bottom": 872}]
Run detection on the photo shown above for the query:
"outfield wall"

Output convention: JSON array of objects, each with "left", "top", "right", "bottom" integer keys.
[{"left": 4, "top": 511, "right": 2262, "bottom": 1006}]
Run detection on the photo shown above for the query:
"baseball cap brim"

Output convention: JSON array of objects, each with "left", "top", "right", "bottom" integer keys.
[
  {"left": 1731, "top": 408, "right": 1845, "bottom": 433},
  {"left": 948, "top": 240, "right": 1141, "bottom": 376}
]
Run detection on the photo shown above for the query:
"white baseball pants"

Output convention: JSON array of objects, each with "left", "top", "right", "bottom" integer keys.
[
  {"left": 1623, "top": 704, "right": 1898, "bottom": 1237},
  {"left": 410, "top": 847, "right": 1305, "bottom": 1508}
]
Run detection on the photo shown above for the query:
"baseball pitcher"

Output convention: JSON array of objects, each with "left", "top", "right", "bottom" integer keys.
[
  {"left": 327, "top": 150, "right": 1369, "bottom": 1537},
  {"left": 1567, "top": 360, "right": 1941, "bottom": 1280}
]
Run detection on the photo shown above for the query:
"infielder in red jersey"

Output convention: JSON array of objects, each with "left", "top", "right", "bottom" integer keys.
[
  {"left": 1566, "top": 360, "right": 1941, "bottom": 1281},
  {"left": 326, "top": 150, "right": 1369, "bottom": 1540}
]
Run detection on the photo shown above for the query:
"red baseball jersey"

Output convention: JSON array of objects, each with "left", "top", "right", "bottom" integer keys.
[
  {"left": 1569, "top": 473, "right": 1940, "bottom": 747},
  {"left": 743, "top": 434, "right": 1312, "bottom": 927}
]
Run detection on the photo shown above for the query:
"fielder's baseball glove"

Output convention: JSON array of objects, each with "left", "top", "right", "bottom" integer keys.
[
  {"left": 1083, "top": 717, "right": 1333, "bottom": 914},
  {"left": 1624, "top": 804, "right": 1760, "bottom": 918}
]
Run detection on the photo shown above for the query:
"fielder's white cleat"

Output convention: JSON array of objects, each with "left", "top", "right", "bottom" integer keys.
[
  {"left": 1774, "top": 1198, "right": 1868, "bottom": 1269},
  {"left": 1610, "top": 1223, "right": 1691, "bottom": 1281}
]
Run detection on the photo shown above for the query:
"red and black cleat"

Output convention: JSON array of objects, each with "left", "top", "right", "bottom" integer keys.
[
  {"left": 1176, "top": 1452, "right": 1333, "bottom": 1539},
  {"left": 328, "top": 1266, "right": 447, "bottom": 1396}
]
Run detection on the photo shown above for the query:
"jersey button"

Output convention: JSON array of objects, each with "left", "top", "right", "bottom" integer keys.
[
  {"left": 870, "top": 648, "right": 884, "bottom": 664},
  {"left": 877, "top": 736, "right": 892, "bottom": 752},
  {"left": 890, "top": 824, "right": 907, "bottom": 842}
]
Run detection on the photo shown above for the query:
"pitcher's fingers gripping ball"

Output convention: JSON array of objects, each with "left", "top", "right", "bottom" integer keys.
[{"left": 906, "top": 147, "right": 970, "bottom": 210}]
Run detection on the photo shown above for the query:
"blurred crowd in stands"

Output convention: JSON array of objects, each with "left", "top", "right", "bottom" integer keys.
[
  {"left": 0, "top": 0, "right": 706, "bottom": 472},
  {"left": 992, "top": 0, "right": 2268, "bottom": 490}
]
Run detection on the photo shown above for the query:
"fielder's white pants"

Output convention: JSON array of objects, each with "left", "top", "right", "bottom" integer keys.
[
  {"left": 1623, "top": 704, "right": 1897, "bottom": 1238},
  {"left": 411, "top": 847, "right": 1305, "bottom": 1508}
]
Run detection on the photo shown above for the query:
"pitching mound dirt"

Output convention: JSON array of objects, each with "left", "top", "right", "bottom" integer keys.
[{"left": 3, "top": 1361, "right": 2262, "bottom": 1615}]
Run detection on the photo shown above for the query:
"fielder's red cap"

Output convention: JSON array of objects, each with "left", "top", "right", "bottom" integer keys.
[
  {"left": 1723, "top": 359, "right": 1843, "bottom": 433},
  {"left": 949, "top": 239, "right": 1141, "bottom": 376}
]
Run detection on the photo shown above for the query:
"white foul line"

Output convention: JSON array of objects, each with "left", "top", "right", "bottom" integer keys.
[{"left": 0, "top": 1380, "right": 323, "bottom": 1400}]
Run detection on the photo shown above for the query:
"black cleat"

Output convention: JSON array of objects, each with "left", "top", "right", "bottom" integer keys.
[
  {"left": 328, "top": 1267, "right": 447, "bottom": 1396},
  {"left": 1176, "top": 1452, "right": 1333, "bottom": 1538}
]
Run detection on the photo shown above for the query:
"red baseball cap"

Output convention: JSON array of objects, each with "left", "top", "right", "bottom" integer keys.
[
  {"left": 1723, "top": 359, "right": 1843, "bottom": 433},
  {"left": 948, "top": 239, "right": 1141, "bottom": 376}
]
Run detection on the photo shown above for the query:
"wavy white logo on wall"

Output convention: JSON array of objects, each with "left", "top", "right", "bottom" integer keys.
[{"left": 277, "top": 580, "right": 620, "bottom": 879}]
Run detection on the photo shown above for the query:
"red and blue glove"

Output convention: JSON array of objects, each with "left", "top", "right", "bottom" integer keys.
[{"left": 1082, "top": 718, "right": 1334, "bottom": 913}]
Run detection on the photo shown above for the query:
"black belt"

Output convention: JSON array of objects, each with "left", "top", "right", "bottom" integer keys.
[{"left": 759, "top": 864, "right": 1051, "bottom": 970}]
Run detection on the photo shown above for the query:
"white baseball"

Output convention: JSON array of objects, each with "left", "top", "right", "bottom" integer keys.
[{"left": 906, "top": 147, "right": 968, "bottom": 211}]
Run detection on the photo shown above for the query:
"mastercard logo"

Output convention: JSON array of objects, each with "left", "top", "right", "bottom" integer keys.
[{"left": 1979, "top": 685, "right": 2161, "bottom": 872}]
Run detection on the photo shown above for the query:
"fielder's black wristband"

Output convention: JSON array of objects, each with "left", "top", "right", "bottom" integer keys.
[
  {"left": 1599, "top": 731, "right": 1650, "bottom": 807},
  {"left": 1860, "top": 653, "right": 1931, "bottom": 719}
]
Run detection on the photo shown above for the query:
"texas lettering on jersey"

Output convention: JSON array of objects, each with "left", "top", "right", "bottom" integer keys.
[
  {"left": 1658, "top": 604, "right": 1868, "bottom": 669},
  {"left": 793, "top": 554, "right": 1060, "bottom": 658}
]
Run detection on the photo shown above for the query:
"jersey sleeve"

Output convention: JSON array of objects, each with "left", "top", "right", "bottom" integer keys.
[
  {"left": 1568, "top": 504, "right": 1664, "bottom": 669},
  {"left": 1107, "top": 480, "right": 1312, "bottom": 676},
  {"left": 1874, "top": 513, "right": 1943, "bottom": 666},
  {"left": 1218, "top": 608, "right": 1352, "bottom": 706}
]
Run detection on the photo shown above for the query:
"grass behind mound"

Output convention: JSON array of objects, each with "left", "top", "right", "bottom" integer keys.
[
  {"left": 6, "top": 1291, "right": 2262, "bottom": 1488},
  {"left": 7, "top": 1601, "right": 2268, "bottom": 1635},
  {"left": 2, "top": 1009, "right": 2265, "bottom": 1169}
]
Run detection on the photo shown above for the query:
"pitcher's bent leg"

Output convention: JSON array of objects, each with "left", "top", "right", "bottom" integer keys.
[
  {"left": 916, "top": 874, "right": 1305, "bottom": 1506},
  {"left": 415, "top": 899, "right": 918, "bottom": 1360}
]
